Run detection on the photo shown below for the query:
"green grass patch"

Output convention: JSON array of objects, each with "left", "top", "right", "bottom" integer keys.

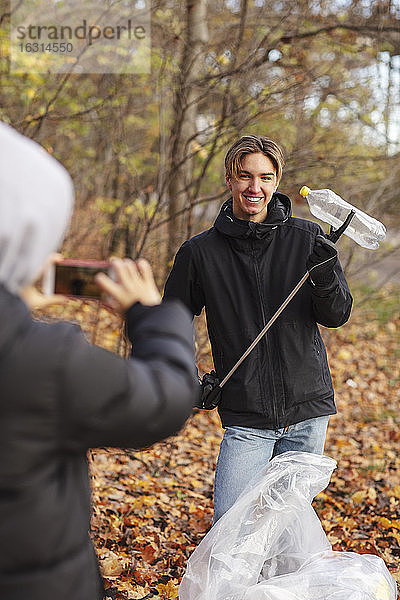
[{"left": 352, "top": 283, "right": 400, "bottom": 325}]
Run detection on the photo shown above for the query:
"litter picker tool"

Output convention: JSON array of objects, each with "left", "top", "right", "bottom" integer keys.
[{"left": 198, "top": 187, "right": 386, "bottom": 410}]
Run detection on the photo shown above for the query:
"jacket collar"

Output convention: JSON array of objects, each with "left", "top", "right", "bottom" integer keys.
[{"left": 214, "top": 192, "right": 292, "bottom": 239}]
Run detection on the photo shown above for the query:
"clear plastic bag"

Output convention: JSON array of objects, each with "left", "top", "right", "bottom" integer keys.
[{"left": 179, "top": 451, "right": 397, "bottom": 600}]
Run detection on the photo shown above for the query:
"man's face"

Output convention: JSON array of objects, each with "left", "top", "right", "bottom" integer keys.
[{"left": 226, "top": 152, "right": 278, "bottom": 223}]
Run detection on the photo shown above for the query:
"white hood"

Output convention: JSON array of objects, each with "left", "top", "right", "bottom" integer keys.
[{"left": 0, "top": 122, "right": 74, "bottom": 293}]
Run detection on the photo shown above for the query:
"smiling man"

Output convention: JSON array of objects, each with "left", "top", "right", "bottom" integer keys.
[
  {"left": 225, "top": 145, "right": 279, "bottom": 222},
  {"left": 163, "top": 135, "right": 353, "bottom": 523}
]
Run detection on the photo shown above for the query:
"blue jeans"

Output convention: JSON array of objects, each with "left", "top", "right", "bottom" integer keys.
[{"left": 213, "top": 415, "right": 330, "bottom": 523}]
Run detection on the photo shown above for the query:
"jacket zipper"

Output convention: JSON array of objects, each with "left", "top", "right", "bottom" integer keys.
[{"left": 251, "top": 241, "right": 279, "bottom": 429}]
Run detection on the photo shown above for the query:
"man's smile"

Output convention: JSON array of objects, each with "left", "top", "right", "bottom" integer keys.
[{"left": 243, "top": 194, "right": 264, "bottom": 202}]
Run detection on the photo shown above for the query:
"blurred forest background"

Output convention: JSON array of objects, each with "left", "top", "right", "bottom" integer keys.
[{"left": 0, "top": 0, "right": 399, "bottom": 292}]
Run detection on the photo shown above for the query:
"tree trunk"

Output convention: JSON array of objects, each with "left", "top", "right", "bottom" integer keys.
[{"left": 166, "top": 0, "right": 208, "bottom": 265}]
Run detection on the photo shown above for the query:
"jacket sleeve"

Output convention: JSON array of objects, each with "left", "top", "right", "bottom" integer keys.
[
  {"left": 163, "top": 241, "right": 205, "bottom": 317},
  {"left": 60, "top": 300, "right": 198, "bottom": 452},
  {"left": 310, "top": 258, "right": 353, "bottom": 328}
]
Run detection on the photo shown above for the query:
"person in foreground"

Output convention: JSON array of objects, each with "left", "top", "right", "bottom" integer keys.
[
  {"left": 0, "top": 121, "right": 197, "bottom": 600},
  {"left": 163, "top": 135, "right": 353, "bottom": 523}
]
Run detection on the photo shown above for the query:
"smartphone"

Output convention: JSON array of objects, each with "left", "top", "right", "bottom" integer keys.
[{"left": 43, "top": 259, "right": 112, "bottom": 299}]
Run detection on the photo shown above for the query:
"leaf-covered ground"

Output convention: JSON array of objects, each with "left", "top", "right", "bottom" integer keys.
[{"left": 40, "top": 286, "right": 400, "bottom": 599}]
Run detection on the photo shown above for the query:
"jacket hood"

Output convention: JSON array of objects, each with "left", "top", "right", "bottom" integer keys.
[
  {"left": 214, "top": 192, "right": 292, "bottom": 239},
  {"left": 0, "top": 121, "right": 74, "bottom": 294},
  {"left": 0, "top": 285, "right": 31, "bottom": 358}
]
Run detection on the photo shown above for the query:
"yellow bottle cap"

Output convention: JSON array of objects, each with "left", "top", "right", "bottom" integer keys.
[{"left": 299, "top": 186, "right": 310, "bottom": 197}]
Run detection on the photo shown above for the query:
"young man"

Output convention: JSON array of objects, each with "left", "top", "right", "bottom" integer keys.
[{"left": 163, "top": 135, "right": 352, "bottom": 522}]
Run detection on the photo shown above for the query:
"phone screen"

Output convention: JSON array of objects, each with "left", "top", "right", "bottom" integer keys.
[{"left": 53, "top": 260, "right": 110, "bottom": 299}]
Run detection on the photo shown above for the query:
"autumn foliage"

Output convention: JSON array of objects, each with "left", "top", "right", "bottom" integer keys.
[{"left": 37, "top": 285, "right": 399, "bottom": 599}]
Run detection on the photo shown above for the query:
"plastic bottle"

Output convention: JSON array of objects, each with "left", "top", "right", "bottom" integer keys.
[{"left": 299, "top": 186, "right": 386, "bottom": 250}]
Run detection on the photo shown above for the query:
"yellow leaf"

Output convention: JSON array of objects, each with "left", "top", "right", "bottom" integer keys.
[
  {"left": 389, "top": 485, "right": 400, "bottom": 499},
  {"left": 380, "top": 517, "right": 392, "bottom": 529},
  {"left": 380, "top": 517, "right": 400, "bottom": 531},
  {"left": 157, "top": 578, "right": 179, "bottom": 598},
  {"left": 344, "top": 517, "right": 358, "bottom": 531},
  {"left": 351, "top": 490, "right": 366, "bottom": 504},
  {"left": 189, "top": 478, "right": 203, "bottom": 489},
  {"left": 337, "top": 348, "right": 352, "bottom": 360},
  {"left": 217, "top": 54, "right": 230, "bottom": 65}
]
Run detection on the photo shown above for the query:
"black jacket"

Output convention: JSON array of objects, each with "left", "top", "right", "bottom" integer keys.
[
  {"left": 163, "top": 194, "right": 352, "bottom": 430},
  {"left": 0, "top": 286, "right": 197, "bottom": 600}
]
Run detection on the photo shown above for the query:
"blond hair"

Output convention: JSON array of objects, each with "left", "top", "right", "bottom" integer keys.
[{"left": 225, "top": 135, "right": 285, "bottom": 182}]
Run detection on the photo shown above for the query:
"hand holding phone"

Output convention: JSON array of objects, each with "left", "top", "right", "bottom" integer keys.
[
  {"left": 95, "top": 258, "right": 161, "bottom": 313},
  {"left": 43, "top": 258, "right": 112, "bottom": 300},
  {"left": 21, "top": 254, "right": 67, "bottom": 310}
]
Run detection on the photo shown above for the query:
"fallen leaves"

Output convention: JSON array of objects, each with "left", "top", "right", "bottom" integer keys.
[
  {"left": 98, "top": 548, "right": 127, "bottom": 578},
  {"left": 380, "top": 517, "right": 400, "bottom": 532},
  {"left": 37, "top": 287, "right": 399, "bottom": 598},
  {"left": 88, "top": 413, "right": 219, "bottom": 598},
  {"left": 156, "top": 579, "right": 180, "bottom": 598},
  {"left": 314, "top": 292, "right": 400, "bottom": 589}
]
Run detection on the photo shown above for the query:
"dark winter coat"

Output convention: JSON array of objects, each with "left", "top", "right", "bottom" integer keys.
[
  {"left": 163, "top": 194, "right": 353, "bottom": 430},
  {"left": 0, "top": 286, "right": 197, "bottom": 600}
]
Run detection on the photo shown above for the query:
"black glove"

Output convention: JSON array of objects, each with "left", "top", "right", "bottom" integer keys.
[
  {"left": 195, "top": 370, "right": 221, "bottom": 410},
  {"left": 306, "top": 234, "right": 338, "bottom": 285}
]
